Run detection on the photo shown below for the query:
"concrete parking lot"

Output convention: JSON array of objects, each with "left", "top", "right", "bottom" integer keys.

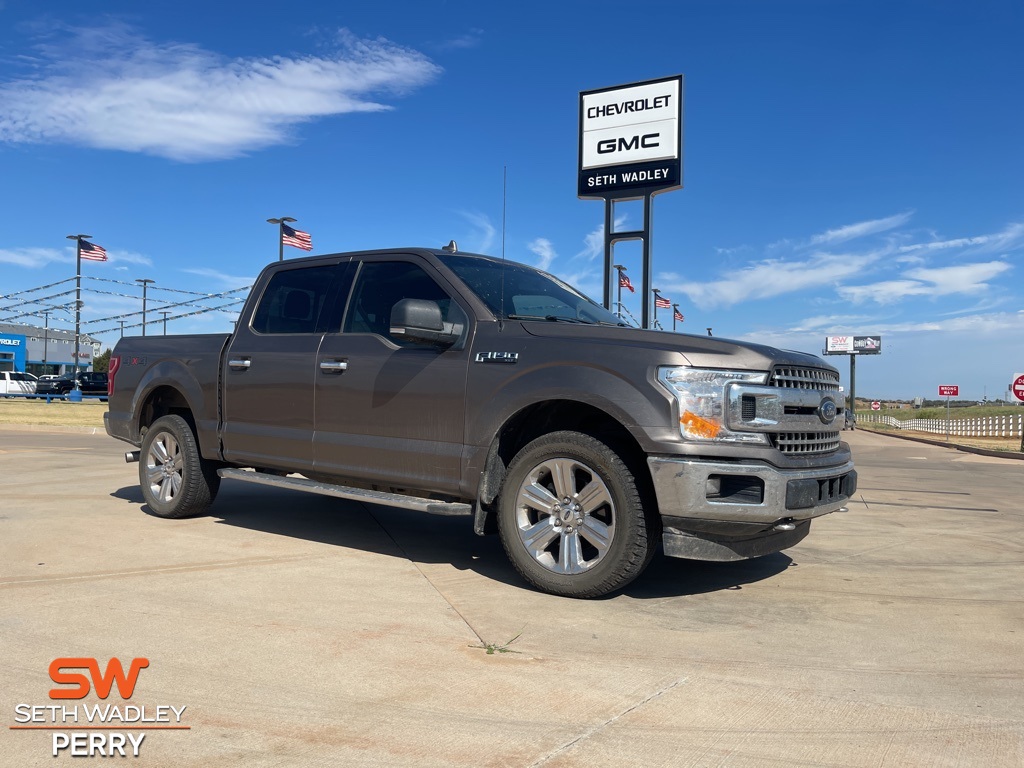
[{"left": 2, "top": 427, "right": 1022, "bottom": 766}]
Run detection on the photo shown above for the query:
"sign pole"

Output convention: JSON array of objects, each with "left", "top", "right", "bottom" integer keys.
[
  {"left": 946, "top": 395, "right": 950, "bottom": 444},
  {"left": 849, "top": 355, "right": 856, "bottom": 419}
]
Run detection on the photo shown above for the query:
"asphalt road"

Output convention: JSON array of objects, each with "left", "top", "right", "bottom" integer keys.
[{"left": 1, "top": 428, "right": 1022, "bottom": 766}]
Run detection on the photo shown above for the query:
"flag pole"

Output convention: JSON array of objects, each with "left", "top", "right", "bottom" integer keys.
[
  {"left": 613, "top": 264, "right": 625, "bottom": 320},
  {"left": 652, "top": 289, "right": 660, "bottom": 330},
  {"left": 267, "top": 216, "right": 297, "bottom": 261},
  {"left": 65, "top": 234, "right": 91, "bottom": 389},
  {"left": 672, "top": 303, "right": 680, "bottom": 332}
]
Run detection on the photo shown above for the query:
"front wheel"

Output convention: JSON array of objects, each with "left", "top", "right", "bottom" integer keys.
[
  {"left": 497, "top": 431, "right": 657, "bottom": 598},
  {"left": 140, "top": 415, "right": 220, "bottom": 518}
]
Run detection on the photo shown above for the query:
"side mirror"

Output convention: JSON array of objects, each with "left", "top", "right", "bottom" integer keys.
[{"left": 390, "top": 299, "right": 462, "bottom": 346}]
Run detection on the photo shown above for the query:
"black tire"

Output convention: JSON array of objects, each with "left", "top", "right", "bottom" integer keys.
[
  {"left": 497, "top": 431, "right": 657, "bottom": 598},
  {"left": 139, "top": 415, "right": 220, "bottom": 518}
]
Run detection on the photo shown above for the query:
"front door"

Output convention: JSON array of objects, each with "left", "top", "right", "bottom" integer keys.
[{"left": 312, "top": 258, "right": 471, "bottom": 494}]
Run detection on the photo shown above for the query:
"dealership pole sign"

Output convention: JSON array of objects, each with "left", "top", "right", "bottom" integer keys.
[
  {"left": 579, "top": 75, "right": 683, "bottom": 331},
  {"left": 579, "top": 75, "right": 683, "bottom": 199}
]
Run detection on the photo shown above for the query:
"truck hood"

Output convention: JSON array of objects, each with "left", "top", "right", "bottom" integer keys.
[{"left": 520, "top": 323, "right": 835, "bottom": 372}]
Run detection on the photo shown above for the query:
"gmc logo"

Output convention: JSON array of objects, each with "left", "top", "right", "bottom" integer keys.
[{"left": 597, "top": 133, "right": 660, "bottom": 154}]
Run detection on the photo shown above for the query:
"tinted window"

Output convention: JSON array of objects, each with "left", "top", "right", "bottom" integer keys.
[
  {"left": 437, "top": 254, "right": 623, "bottom": 325},
  {"left": 343, "top": 261, "right": 457, "bottom": 344},
  {"left": 251, "top": 265, "right": 338, "bottom": 335}
]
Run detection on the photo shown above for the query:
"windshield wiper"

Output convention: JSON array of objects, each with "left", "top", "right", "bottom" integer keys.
[{"left": 507, "top": 314, "right": 594, "bottom": 324}]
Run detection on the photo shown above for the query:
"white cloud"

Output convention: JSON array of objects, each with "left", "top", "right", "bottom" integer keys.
[
  {"left": 575, "top": 215, "right": 627, "bottom": 261},
  {"left": 527, "top": 238, "right": 557, "bottom": 271},
  {"left": 181, "top": 267, "right": 255, "bottom": 290},
  {"left": 790, "top": 313, "right": 879, "bottom": 332},
  {"left": 666, "top": 251, "right": 881, "bottom": 310},
  {"left": 896, "top": 222, "right": 1024, "bottom": 257},
  {"left": 904, "top": 261, "right": 1012, "bottom": 294},
  {"left": 432, "top": 29, "right": 484, "bottom": 51},
  {"left": 0, "top": 25, "right": 441, "bottom": 161},
  {"left": 457, "top": 211, "right": 496, "bottom": 253},
  {"left": 0, "top": 247, "right": 65, "bottom": 268},
  {"left": 808, "top": 212, "right": 913, "bottom": 247},
  {"left": 838, "top": 260, "right": 1011, "bottom": 304}
]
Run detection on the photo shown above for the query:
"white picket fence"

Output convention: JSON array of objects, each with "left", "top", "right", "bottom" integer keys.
[{"left": 859, "top": 413, "right": 1023, "bottom": 438}]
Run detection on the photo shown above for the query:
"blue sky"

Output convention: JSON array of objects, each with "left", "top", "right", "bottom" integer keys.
[{"left": 1, "top": 0, "right": 1022, "bottom": 401}]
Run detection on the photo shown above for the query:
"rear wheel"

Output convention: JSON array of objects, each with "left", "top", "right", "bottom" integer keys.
[
  {"left": 497, "top": 431, "right": 656, "bottom": 598},
  {"left": 140, "top": 415, "right": 220, "bottom": 518}
]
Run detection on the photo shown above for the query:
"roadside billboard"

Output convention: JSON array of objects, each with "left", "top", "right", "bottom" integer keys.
[{"left": 824, "top": 335, "right": 882, "bottom": 355}]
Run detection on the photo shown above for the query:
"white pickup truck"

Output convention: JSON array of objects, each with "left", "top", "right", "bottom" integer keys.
[{"left": 0, "top": 371, "right": 38, "bottom": 397}]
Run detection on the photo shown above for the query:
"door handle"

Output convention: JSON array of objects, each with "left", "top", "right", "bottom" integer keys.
[
  {"left": 319, "top": 360, "right": 349, "bottom": 373},
  {"left": 228, "top": 358, "right": 251, "bottom": 370}
]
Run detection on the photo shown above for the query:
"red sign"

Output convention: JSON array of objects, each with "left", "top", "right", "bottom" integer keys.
[
  {"left": 938, "top": 385, "right": 959, "bottom": 397},
  {"left": 870, "top": 401, "right": 881, "bottom": 411},
  {"left": 1012, "top": 373, "right": 1024, "bottom": 403}
]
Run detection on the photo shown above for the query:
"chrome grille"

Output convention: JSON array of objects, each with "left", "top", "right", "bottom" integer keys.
[
  {"left": 770, "top": 366, "right": 840, "bottom": 392},
  {"left": 771, "top": 431, "right": 842, "bottom": 454},
  {"left": 768, "top": 367, "right": 841, "bottom": 455}
]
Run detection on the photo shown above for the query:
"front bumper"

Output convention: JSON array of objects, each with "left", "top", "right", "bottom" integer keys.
[{"left": 648, "top": 455, "right": 856, "bottom": 561}]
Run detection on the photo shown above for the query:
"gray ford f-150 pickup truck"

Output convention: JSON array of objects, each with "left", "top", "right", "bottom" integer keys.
[{"left": 105, "top": 247, "right": 856, "bottom": 598}]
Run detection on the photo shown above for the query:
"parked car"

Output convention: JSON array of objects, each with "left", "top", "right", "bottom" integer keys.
[
  {"left": 0, "top": 371, "right": 38, "bottom": 397},
  {"left": 35, "top": 372, "right": 108, "bottom": 399},
  {"left": 844, "top": 408, "right": 856, "bottom": 430}
]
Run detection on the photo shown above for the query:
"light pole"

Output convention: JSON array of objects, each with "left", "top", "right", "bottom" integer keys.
[
  {"left": 119, "top": 320, "right": 125, "bottom": 338},
  {"left": 267, "top": 216, "right": 297, "bottom": 262},
  {"left": 161, "top": 311, "right": 169, "bottom": 335},
  {"left": 707, "top": 328, "right": 713, "bottom": 337},
  {"left": 65, "top": 234, "right": 92, "bottom": 388},
  {"left": 41, "top": 310, "right": 49, "bottom": 375},
  {"left": 136, "top": 278, "right": 155, "bottom": 336}
]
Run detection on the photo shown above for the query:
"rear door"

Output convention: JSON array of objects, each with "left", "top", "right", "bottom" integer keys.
[
  {"left": 312, "top": 256, "right": 471, "bottom": 494},
  {"left": 221, "top": 260, "right": 353, "bottom": 472}
]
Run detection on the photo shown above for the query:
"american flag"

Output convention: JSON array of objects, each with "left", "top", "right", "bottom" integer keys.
[
  {"left": 654, "top": 294, "right": 671, "bottom": 309},
  {"left": 80, "top": 240, "right": 108, "bottom": 262},
  {"left": 282, "top": 224, "right": 313, "bottom": 251},
  {"left": 618, "top": 272, "right": 635, "bottom": 293},
  {"left": 674, "top": 308, "right": 684, "bottom": 322}
]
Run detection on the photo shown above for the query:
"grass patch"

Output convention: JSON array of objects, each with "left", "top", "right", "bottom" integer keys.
[
  {"left": 470, "top": 631, "right": 524, "bottom": 655},
  {"left": 0, "top": 399, "right": 107, "bottom": 428}
]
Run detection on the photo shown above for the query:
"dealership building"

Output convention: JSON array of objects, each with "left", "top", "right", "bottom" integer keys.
[{"left": 0, "top": 323, "right": 102, "bottom": 376}]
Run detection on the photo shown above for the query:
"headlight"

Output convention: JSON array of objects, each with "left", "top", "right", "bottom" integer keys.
[{"left": 657, "top": 367, "right": 769, "bottom": 444}]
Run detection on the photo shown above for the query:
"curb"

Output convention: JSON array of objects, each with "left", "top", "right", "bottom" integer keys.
[
  {"left": 0, "top": 423, "right": 107, "bottom": 435},
  {"left": 858, "top": 426, "right": 1024, "bottom": 461}
]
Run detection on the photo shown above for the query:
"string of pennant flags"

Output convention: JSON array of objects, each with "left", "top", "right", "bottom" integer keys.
[
  {"left": 1, "top": 221, "right": 315, "bottom": 338},
  {"left": 4, "top": 224, "right": 697, "bottom": 342}
]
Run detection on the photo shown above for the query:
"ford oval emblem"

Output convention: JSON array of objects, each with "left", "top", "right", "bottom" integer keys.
[{"left": 818, "top": 399, "right": 838, "bottom": 424}]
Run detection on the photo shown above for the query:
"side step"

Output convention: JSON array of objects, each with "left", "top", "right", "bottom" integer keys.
[{"left": 217, "top": 468, "right": 472, "bottom": 516}]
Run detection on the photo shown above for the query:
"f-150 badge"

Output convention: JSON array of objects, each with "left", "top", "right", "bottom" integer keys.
[{"left": 475, "top": 352, "right": 519, "bottom": 364}]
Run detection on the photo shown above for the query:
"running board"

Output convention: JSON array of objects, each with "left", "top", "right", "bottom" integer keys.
[{"left": 217, "top": 468, "right": 472, "bottom": 516}]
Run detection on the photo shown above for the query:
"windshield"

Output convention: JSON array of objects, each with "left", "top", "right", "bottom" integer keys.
[{"left": 437, "top": 254, "right": 625, "bottom": 326}]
